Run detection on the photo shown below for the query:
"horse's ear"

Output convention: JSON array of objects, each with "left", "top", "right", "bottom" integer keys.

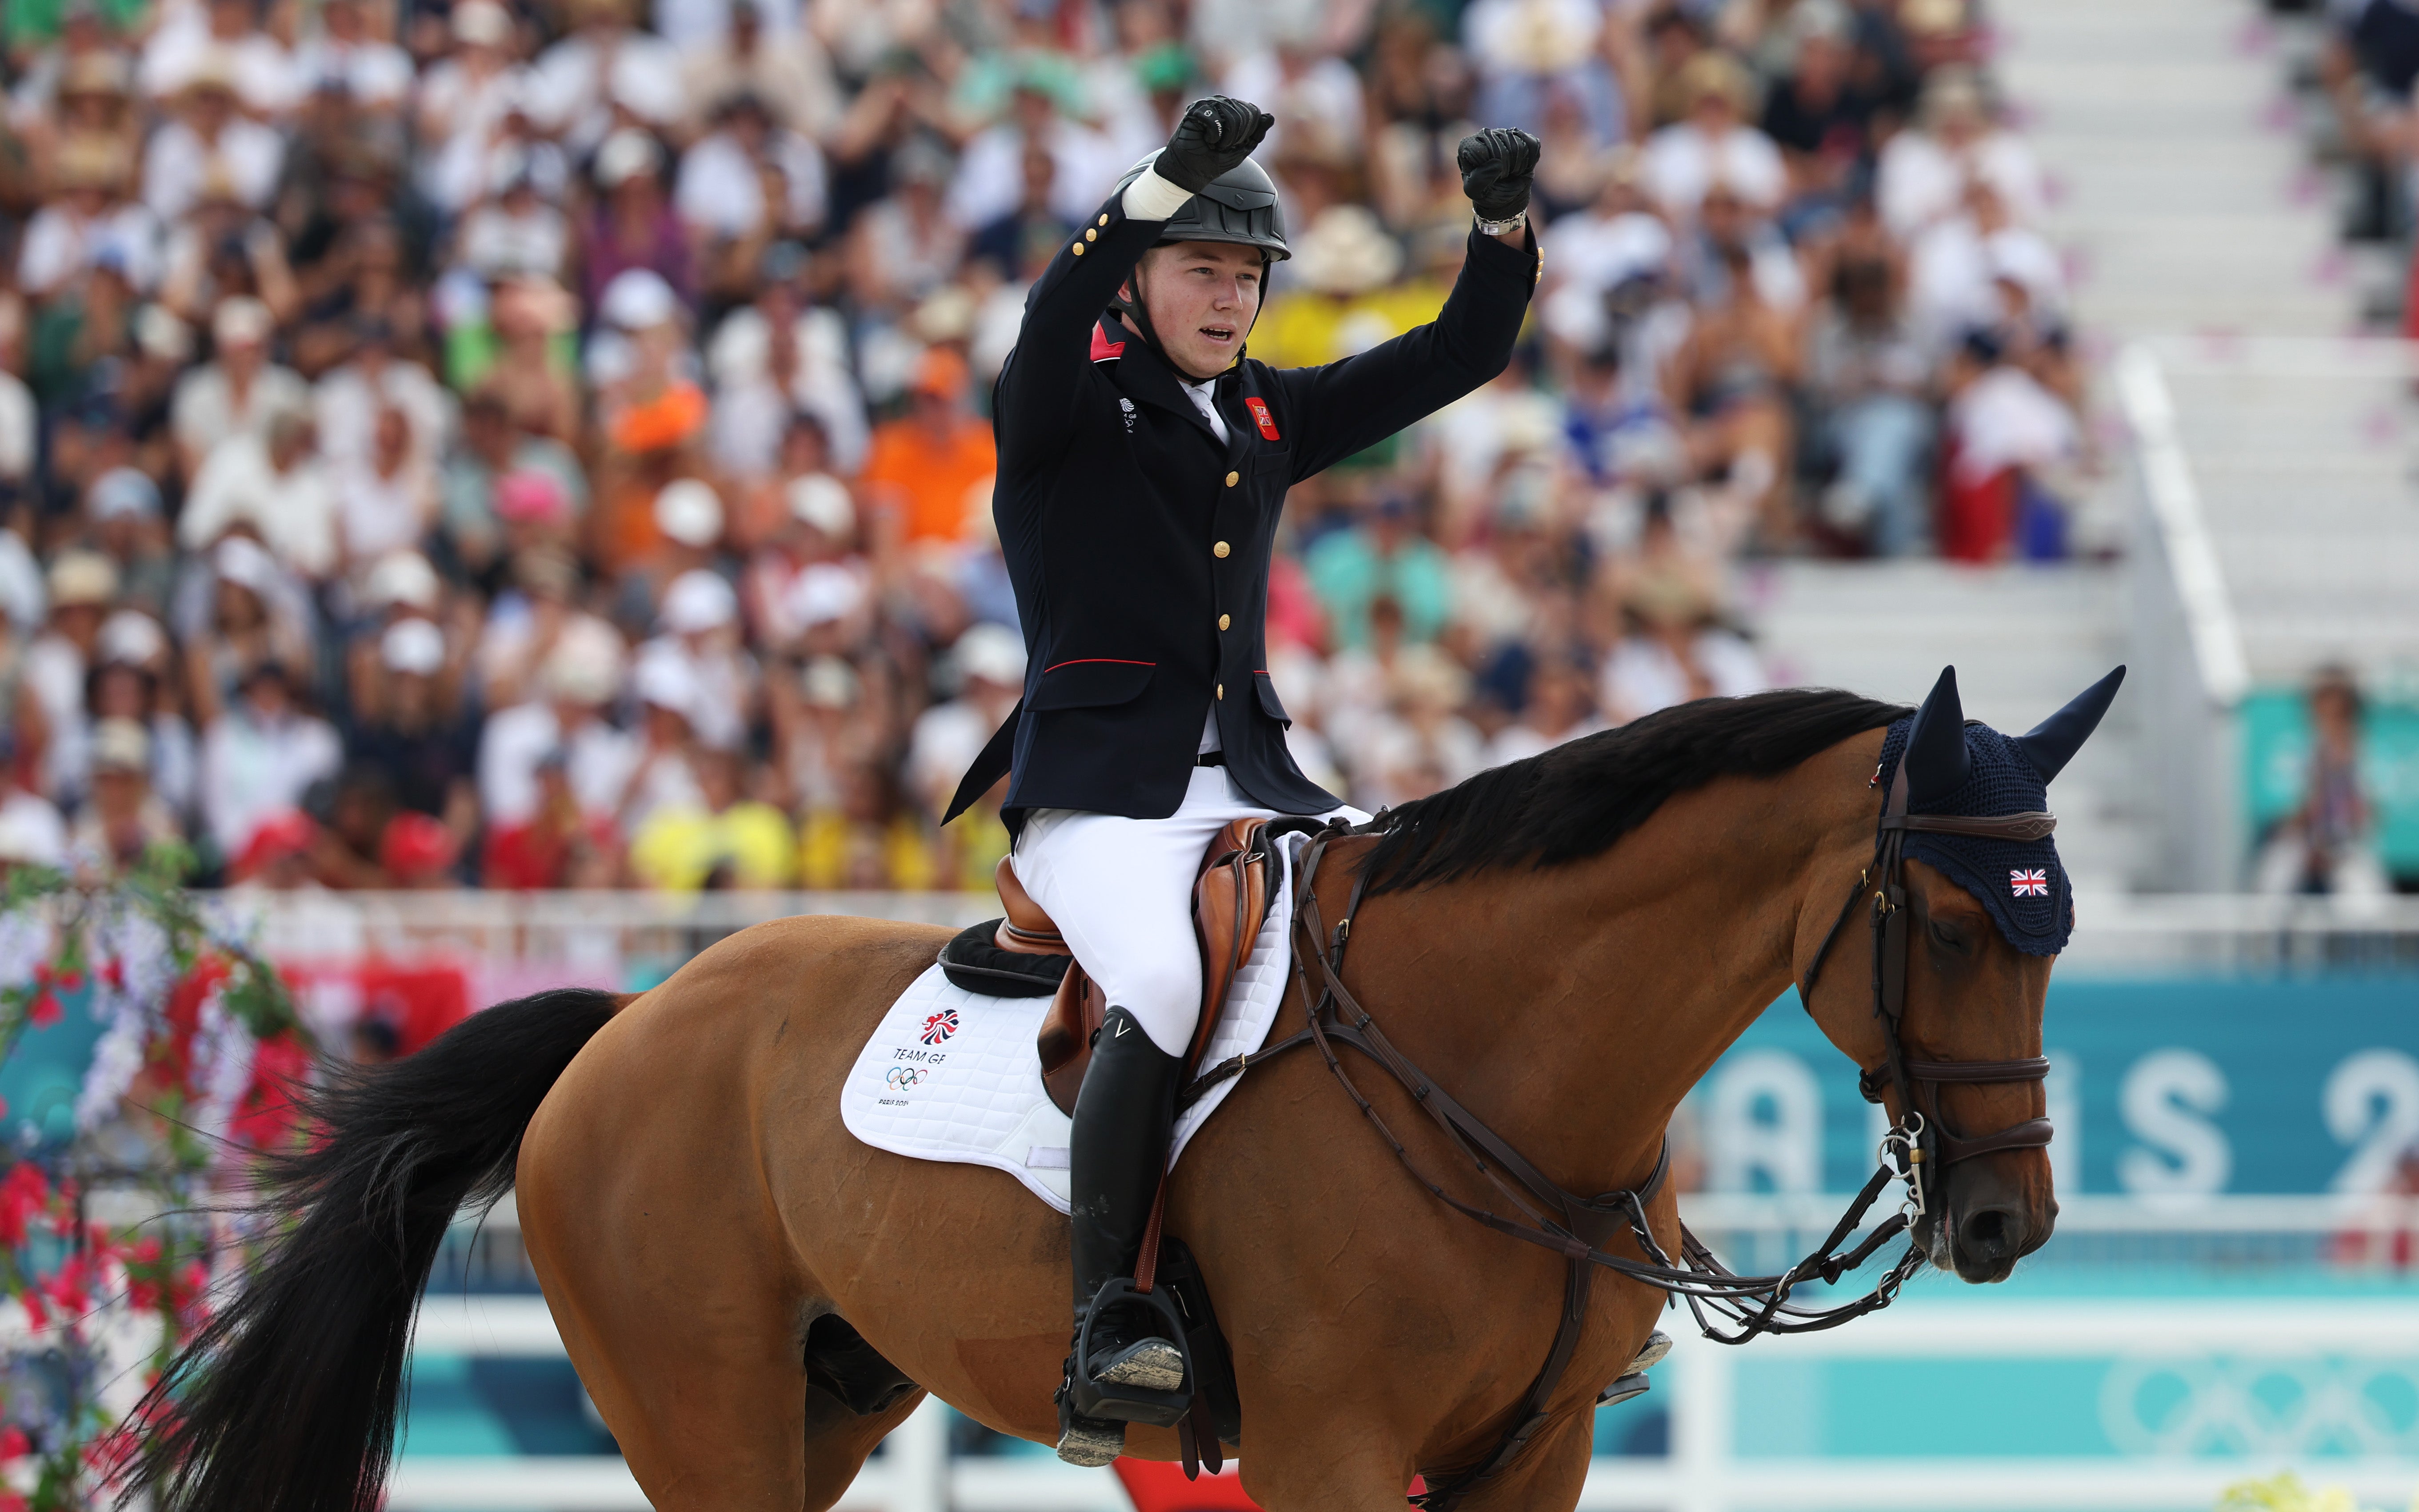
[
  {"left": 1903, "top": 665, "right": 1968, "bottom": 806},
  {"left": 2012, "top": 665, "right": 2127, "bottom": 784}
]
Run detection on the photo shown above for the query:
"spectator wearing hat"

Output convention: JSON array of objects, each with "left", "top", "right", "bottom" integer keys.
[
  {"left": 678, "top": 91, "right": 828, "bottom": 301},
  {"left": 1874, "top": 66, "right": 2044, "bottom": 239},
  {"left": 169, "top": 296, "right": 308, "bottom": 480},
  {"left": 858, "top": 346, "right": 994, "bottom": 551},
  {"left": 844, "top": 139, "right": 968, "bottom": 318},
  {"left": 1641, "top": 52, "right": 1785, "bottom": 220},
  {"left": 904, "top": 620, "right": 1020, "bottom": 884},
  {"left": 616, "top": 638, "right": 708, "bottom": 832},
  {"left": 23, "top": 548, "right": 116, "bottom": 803},
  {"left": 523, "top": 0, "right": 684, "bottom": 157},
  {"left": 414, "top": 0, "right": 529, "bottom": 213},
  {"left": 345, "top": 611, "right": 476, "bottom": 832},
  {"left": 477, "top": 621, "right": 638, "bottom": 829},
  {"left": 19, "top": 131, "right": 157, "bottom": 299},
  {"left": 67, "top": 715, "right": 179, "bottom": 876},
  {"left": 180, "top": 534, "right": 313, "bottom": 726},
  {"left": 343, "top": 549, "right": 469, "bottom": 736},
  {"left": 704, "top": 260, "right": 868, "bottom": 484},
  {"left": 438, "top": 388, "right": 588, "bottom": 582},
  {"left": 678, "top": 0, "right": 842, "bottom": 139},
  {"left": 156, "top": 159, "right": 301, "bottom": 333},
  {"left": 642, "top": 567, "right": 756, "bottom": 752},
  {"left": 457, "top": 151, "right": 575, "bottom": 284},
  {"left": 140, "top": 0, "right": 299, "bottom": 115},
  {"left": 178, "top": 406, "right": 339, "bottom": 579},
  {"left": 139, "top": 60, "right": 286, "bottom": 224},
  {"left": 467, "top": 277, "right": 581, "bottom": 444},
  {"left": 582, "top": 129, "right": 695, "bottom": 316},
  {"left": 744, "top": 467, "right": 861, "bottom": 648},
  {"left": 903, "top": 620, "right": 1023, "bottom": 820},
  {"left": 472, "top": 547, "right": 607, "bottom": 708},
  {"left": 603, "top": 476, "right": 725, "bottom": 625},
  {"left": 1760, "top": 17, "right": 1872, "bottom": 235},
  {"left": 198, "top": 656, "right": 341, "bottom": 865},
  {"left": 334, "top": 407, "right": 440, "bottom": 578},
  {"left": 313, "top": 317, "right": 453, "bottom": 476},
  {"left": 767, "top": 650, "right": 863, "bottom": 814},
  {"left": 89, "top": 607, "right": 196, "bottom": 821},
  {"left": 294, "top": 0, "right": 412, "bottom": 114}
]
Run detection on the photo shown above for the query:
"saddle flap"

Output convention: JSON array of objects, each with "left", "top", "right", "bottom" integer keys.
[{"left": 1036, "top": 819, "right": 1280, "bottom": 1118}]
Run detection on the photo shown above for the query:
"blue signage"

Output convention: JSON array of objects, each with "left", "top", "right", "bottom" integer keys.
[{"left": 1695, "top": 976, "right": 2419, "bottom": 1196}]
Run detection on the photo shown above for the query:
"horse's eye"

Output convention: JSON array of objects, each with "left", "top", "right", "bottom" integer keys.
[{"left": 1928, "top": 918, "right": 1969, "bottom": 953}]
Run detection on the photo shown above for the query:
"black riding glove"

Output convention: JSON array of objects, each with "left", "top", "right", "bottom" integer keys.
[
  {"left": 1156, "top": 96, "right": 1275, "bottom": 195},
  {"left": 1457, "top": 127, "right": 1543, "bottom": 222}
]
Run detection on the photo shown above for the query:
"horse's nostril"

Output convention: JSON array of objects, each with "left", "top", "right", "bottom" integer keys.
[{"left": 1959, "top": 1206, "right": 2020, "bottom": 1260}]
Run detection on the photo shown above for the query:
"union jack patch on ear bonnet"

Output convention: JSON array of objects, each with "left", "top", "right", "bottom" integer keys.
[{"left": 1875, "top": 666, "right": 2125, "bottom": 956}]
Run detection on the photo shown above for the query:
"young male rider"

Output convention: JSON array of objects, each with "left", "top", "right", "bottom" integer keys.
[{"left": 943, "top": 96, "right": 1543, "bottom": 1465}]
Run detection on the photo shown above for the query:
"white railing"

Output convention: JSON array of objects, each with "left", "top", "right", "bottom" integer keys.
[
  {"left": 196, "top": 888, "right": 2419, "bottom": 983},
  {"left": 399, "top": 1196, "right": 2419, "bottom": 1512},
  {"left": 2113, "top": 342, "right": 2251, "bottom": 895}
]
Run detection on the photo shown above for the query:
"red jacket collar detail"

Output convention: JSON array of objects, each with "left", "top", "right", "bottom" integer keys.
[{"left": 1090, "top": 323, "right": 1127, "bottom": 362}]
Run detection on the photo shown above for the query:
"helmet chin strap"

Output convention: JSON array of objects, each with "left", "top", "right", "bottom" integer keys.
[{"left": 1115, "top": 253, "right": 1268, "bottom": 382}]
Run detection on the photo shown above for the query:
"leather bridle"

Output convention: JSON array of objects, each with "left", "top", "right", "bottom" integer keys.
[
  {"left": 1797, "top": 762, "right": 2056, "bottom": 1221},
  {"left": 1178, "top": 761, "right": 2063, "bottom": 1510}
]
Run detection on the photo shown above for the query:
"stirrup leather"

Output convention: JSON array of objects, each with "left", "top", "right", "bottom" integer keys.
[{"left": 1068, "top": 1277, "right": 1193, "bottom": 1427}]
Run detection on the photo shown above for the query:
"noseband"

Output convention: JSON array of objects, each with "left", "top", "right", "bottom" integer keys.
[{"left": 1798, "top": 763, "right": 2055, "bottom": 1218}]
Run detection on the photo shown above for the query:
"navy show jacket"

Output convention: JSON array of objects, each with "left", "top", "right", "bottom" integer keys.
[{"left": 944, "top": 187, "right": 1540, "bottom": 829}]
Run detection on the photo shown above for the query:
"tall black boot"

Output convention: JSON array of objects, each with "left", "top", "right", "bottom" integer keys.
[{"left": 1056, "top": 1006, "right": 1185, "bottom": 1466}]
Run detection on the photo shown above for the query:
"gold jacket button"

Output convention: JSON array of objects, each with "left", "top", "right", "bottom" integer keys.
[
  {"left": 1216, "top": 684, "right": 1224, "bottom": 700},
  {"left": 1098, "top": 214, "right": 1110, "bottom": 226},
  {"left": 1085, "top": 228, "right": 1097, "bottom": 242},
  {"left": 1224, "top": 470, "right": 1239, "bottom": 486},
  {"left": 1213, "top": 540, "right": 1230, "bottom": 558},
  {"left": 1218, "top": 613, "right": 1231, "bottom": 631},
  {"left": 1071, "top": 241, "right": 1085, "bottom": 255}
]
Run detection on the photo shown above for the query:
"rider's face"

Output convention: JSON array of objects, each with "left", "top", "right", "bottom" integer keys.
[{"left": 1127, "top": 240, "right": 1263, "bottom": 382}]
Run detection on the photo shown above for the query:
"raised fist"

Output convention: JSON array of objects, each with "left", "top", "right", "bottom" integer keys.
[
  {"left": 1156, "top": 96, "right": 1275, "bottom": 195},
  {"left": 1456, "top": 127, "right": 1543, "bottom": 222}
]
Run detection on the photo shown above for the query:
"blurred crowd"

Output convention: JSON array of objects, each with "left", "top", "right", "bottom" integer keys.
[{"left": 0, "top": 0, "right": 2085, "bottom": 892}]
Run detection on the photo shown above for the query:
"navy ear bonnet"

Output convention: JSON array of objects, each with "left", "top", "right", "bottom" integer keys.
[
  {"left": 1875, "top": 718, "right": 2067, "bottom": 955},
  {"left": 1873, "top": 665, "right": 2125, "bottom": 958}
]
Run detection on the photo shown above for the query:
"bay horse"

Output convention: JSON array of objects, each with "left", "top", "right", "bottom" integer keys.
[{"left": 127, "top": 676, "right": 2107, "bottom": 1512}]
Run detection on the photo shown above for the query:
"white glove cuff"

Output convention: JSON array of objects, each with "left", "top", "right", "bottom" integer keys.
[{"left": 1121, "top": 168, "right": 1194, "bottom": 223}]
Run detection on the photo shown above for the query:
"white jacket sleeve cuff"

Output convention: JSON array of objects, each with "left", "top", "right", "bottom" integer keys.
[{"left": 1120, "top": 168, "right": 1193, "bottom": 223}]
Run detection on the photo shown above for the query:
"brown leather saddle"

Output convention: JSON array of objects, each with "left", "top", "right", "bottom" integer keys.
[{"left": 992, "top": 818, "right": 1278, "bottom": 1116}]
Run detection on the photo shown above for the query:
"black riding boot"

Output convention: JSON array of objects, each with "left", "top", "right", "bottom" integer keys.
[{"left": 1056, "top": 1006, "right": 1186, "bottom": 1466}]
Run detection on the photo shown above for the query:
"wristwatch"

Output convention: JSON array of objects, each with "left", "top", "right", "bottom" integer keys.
[{"left": 1474, "top": 209, "right": 1528, "bottom": 237}]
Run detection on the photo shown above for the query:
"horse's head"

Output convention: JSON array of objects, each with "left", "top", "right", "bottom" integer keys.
[{"left": 1800, "top": 664, "right": 2123, "bottom": 1284}]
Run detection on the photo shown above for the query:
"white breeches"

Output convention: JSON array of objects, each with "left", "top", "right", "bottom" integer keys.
[{"left": 1013, "top": 766, "right": 1361, "bottom": 1056}]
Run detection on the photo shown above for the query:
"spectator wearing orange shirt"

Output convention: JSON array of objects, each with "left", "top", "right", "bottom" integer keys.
[{"left": 860, "top": 348, "right": 996, "bottom": 555}]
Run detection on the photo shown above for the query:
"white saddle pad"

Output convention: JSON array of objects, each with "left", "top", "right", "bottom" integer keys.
[{"left": 840, "top": 828, "right": 1311, "bottom": 1213}]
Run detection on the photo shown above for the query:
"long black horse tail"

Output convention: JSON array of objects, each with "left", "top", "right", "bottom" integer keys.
[{"left": 120, "top": 985, "right": 623, "bottom": 1512}]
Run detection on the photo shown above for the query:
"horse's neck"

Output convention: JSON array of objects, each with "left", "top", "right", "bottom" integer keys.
[{"left": 1342, "top": 736, "right": 1883, "bottom": 1196}]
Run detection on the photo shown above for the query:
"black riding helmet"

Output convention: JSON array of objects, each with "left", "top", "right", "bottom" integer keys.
[{"left": 1109, "top": 150, "right": 1289, "bottom": 364}]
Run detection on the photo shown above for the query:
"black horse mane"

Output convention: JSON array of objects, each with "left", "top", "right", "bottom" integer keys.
[{"left": 1359, "top": 688, "right": 1911, "bottom": 896}]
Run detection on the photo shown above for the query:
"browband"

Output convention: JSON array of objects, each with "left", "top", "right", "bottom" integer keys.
[{"left": 1880, "top": 811, "right": 2056, "bottom": 842}]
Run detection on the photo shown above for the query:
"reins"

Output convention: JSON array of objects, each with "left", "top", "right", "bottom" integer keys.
[{"left": 1184, "top": 766, "right": 2060, "bottom": 1511}]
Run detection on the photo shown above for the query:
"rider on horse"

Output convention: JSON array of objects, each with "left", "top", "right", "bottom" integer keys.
[{"left": 944, "top": 95, "right": 1544, "bottom": 1466}]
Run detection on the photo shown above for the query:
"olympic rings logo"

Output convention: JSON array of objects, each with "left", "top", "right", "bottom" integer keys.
[
  {"left": 886, "top": 1067, "right": 929, "bottom": 1091},
  {"left": 2099, "top": 1356, "right": 2419, "bottom": 1456}
]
